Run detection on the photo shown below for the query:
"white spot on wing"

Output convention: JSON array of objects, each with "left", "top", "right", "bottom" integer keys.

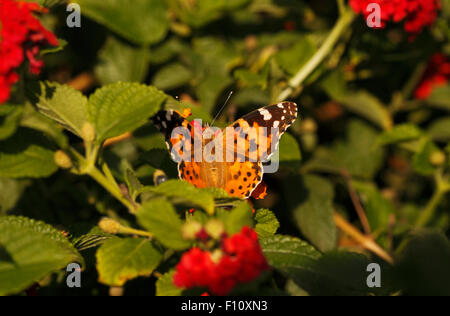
[
  {"left": 273, "top": 121, "right": 280, "bottom": 128},
  {"left": 259, "top": 109, "right": 272, "bottom": 121}
]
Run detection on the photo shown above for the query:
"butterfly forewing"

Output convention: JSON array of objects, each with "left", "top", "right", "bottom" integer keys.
[{"left": 224, "top": 102, "right": 298, "bottom": 162}]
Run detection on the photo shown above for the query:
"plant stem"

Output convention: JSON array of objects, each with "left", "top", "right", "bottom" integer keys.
[
  {"left": 341, "top": 169, "right": 372, "bottom": 236},
  {"left": 334, "top": 212, "right": 394, "bottom": 264},
  {"left": 337, "top": 0, "right": 346, "bottom": 15},
  {"left": 390, "top": 62, "right": 427, "bottom": 114},
  {"left": 276, "top": 8, "right": 355, "bottom": 101},
  {"left": 415, "top": 175, "right": 450, "bottom": 228},
  {"left": 119, "top": 226, "right": 153, "bottom": 239},
  {"left": 69, "top": 147, "right": 137, "bottom": 213},
  {"left": 87, "top": 166, "right": 137, "bottom": 214}
]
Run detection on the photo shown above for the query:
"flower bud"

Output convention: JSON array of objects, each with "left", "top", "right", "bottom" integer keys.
[
  {"left": 54, "top": 150, "right": 72, "bottom": 169},
  {"left": 153, "top": 169, "right": 168, "bottom": 186},
  {"left": 81, "top": 122, "right": 96, "bottom": 142},
  {"left": 205, "top": 219, "right": 225, "bottom": 240},
  {"left": 430, "top": 151, "right": 446, "bottom": 166},
  {"left": 181, "top": 220, "right": 203, "bottom": 240},
  {"left": 109, "top": 287, "right": 124, "bottom": 297},
  {"left": 98, "top": 218, "right": 121, "bottom": 234},
  {"left": 210, "top": 249, "right": 223, "bottom": 264},
  {"left": 300, "top": 118, "right": 318, "bottom": 133}
]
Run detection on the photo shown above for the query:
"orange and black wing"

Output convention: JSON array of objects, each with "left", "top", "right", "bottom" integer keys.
[{"left": 224, "top": 102, "right": 298, "bottom": 162}]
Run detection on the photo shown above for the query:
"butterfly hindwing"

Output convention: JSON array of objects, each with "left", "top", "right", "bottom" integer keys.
[
  {"left": 178, "top": 161, "right": 208, "bottom": 189},
  {"left": 225, "top": 161, "right": 263, "bottom": 198}
]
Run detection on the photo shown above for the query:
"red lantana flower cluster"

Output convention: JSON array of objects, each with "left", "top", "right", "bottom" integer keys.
[
  {"left": 173, "top": 226, "right": 269, "bottom": 295},
  {"left": 414, "top": 53, "right": 450, "bottom": 100},
  {"left": 0, "top": 0, "right": 58, "bottom": 103},
  {"left": 350, "top": 0, "right": 441, "bottom": 34}
]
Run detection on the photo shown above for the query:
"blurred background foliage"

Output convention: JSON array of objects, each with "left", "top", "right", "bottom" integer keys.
[{"left": 1, "top": 0, "right": 450, "bottom": 296}]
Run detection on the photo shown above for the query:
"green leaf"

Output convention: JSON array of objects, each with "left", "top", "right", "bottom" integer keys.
[
  {"left": 156, "top": 270, "right": 182, "bottom": 296},
  {"left": 137, "top": 198, "right": 191, "bottom": 250},
  {"left": 140, "top": 180, "right": 215, "bottom": 215},
  {"left": 412, "top": 140, "right": 439, "bottom": 176},
  {"left": 322, "top": 73, "right": 392, "bottom": 130},
  {"left": 153, "top": 63, "right": 192, "bottom": 91},
  {"left": 40, "top": 39, "right": 67, "bottom": 56},
  {"left": 275, "top": 37, "right": 316, "bottom": 76},
  {"left": 0, "top": 216, "right": 83, "bottom": 295},
  {"left": 428, "top": 117, "right": 450, "bottom": 142},
  {"left": 285, "top": 175, "right": 337, "bottom": 252},
  {"left": 150, "top": 38, "right": 185, "bottom": 65},
  {"left": 304, "top": 120, "right": 385, "bottom": 179},
  {"left": 261, "top": 234, "right": 321, "bottom": 274},
  {"left": 22, "top": 0, "right": 65, "bottom": 7},
  {"left": 234, "top": 66, "right": 269, "bottom": 89},
  {"left": 339, "top": 91, "right": 393, "bottom": 130},
  {"left": 72, "top": 226, "right": 112, "bottom": 251},
  {"left": 87, "top": 82, "right": 166, "bottom": 144},
  {"left": 308, "top": 251, "right": 378, "bottom": 296},
  {"left": 169, "top": 0, "right": 251, "bottom": 28},
  {"left": 0, "top": 128, "right": 58, "bottom": 178},
  {"left": 262, "top": 235, "right": 377, "bottom": 296},
  {"left": 0, "top": 105, "right": 23, "bottom": 141},
  {"left": 352, "top": 181, "right": 395, "bottom": 233},
  {"left": 75, "top": 0, "right": 169, "bottom": 45},
  {"left": 376, "top": 124, "right": 424, "bottom": 146},
  {"left": 96, "top": 237, "right": 162, "bottom": 286},
  {"left": 279, "top": 133, "right": 302, "bottom": 170},
  {"left": 218, "top": 202, "right": 253, "bottom": 234},
  {"left": 95, "top": 36, "right": 151, "bottom": 85},
  {"left": 0, "top": 178, "right": 28, "bottom": 214},
  {"left": 35, "top": 81, "right": 88, "bottom": 137},
  {"left": 395, "top": 230, "right": 450, "bottom": 296},
  {"left": 192, "top": 37, "right": 237, "bottom": 112},
  {"left": 285, "top": 279, "right": 309, "bottom": 296},
  {"left": 125, "top": 168, "right": 143, "bottom": 201},
  {"left": 320, "top": 68, "right": 348, "bottom": 100},
  {"left": 20, "top": 104, "right": 69, "bottom": 149},
  {"left": 427, "top": 85, "right": 450, "bottom": 111},
  {"left": 254, "top": 209, "right": 280, "bottom": 238}
]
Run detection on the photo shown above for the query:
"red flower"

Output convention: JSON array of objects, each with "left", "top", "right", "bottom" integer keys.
[
  {"left": 173, "top": 247, "right": 216, "bottom": 289},
  {"left": 350, "top": 0, "right": 441, "bottom": 35},
  {"left": 0, "top": 0, "right": 58, "bottom": 104},
  {"left": 173, "top": 227, "right": 269, "bottom": 295},
  {"left": 414, "top": 53, "right": 450, "bottom": 100}
]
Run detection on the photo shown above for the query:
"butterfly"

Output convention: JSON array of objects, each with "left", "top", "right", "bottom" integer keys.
[{"left": 151, "top": 102, "right": 298, "bottom": 199}]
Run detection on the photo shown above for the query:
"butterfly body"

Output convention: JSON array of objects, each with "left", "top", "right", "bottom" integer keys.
[{"left": 152, "top": 102, "right": 298, "bottom": 199}]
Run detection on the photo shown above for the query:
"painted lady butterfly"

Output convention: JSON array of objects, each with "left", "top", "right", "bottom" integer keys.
[{"left": 151, "top": 102, "right": 298, "bottom": 199}]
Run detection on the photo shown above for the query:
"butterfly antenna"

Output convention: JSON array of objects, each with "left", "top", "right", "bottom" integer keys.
[{"left": 210, "top": 91, "right": 233, "bottom": 127}]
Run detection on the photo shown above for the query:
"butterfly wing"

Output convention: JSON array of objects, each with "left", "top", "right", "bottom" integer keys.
[
  {"left": 224, "top": 161, "right": 264, "bottom": 199},
  {"left": 151, "top": 110, "right": 195, "bottom": 162},
  {"left": 151, "top": 110, "right": 207, "bottom": 188},
  {"left": 224, "top": 102, "right": 298, "bottom": 162},
  {"left": 178, "top": 160, "right": 208, "bottom": 189}
]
